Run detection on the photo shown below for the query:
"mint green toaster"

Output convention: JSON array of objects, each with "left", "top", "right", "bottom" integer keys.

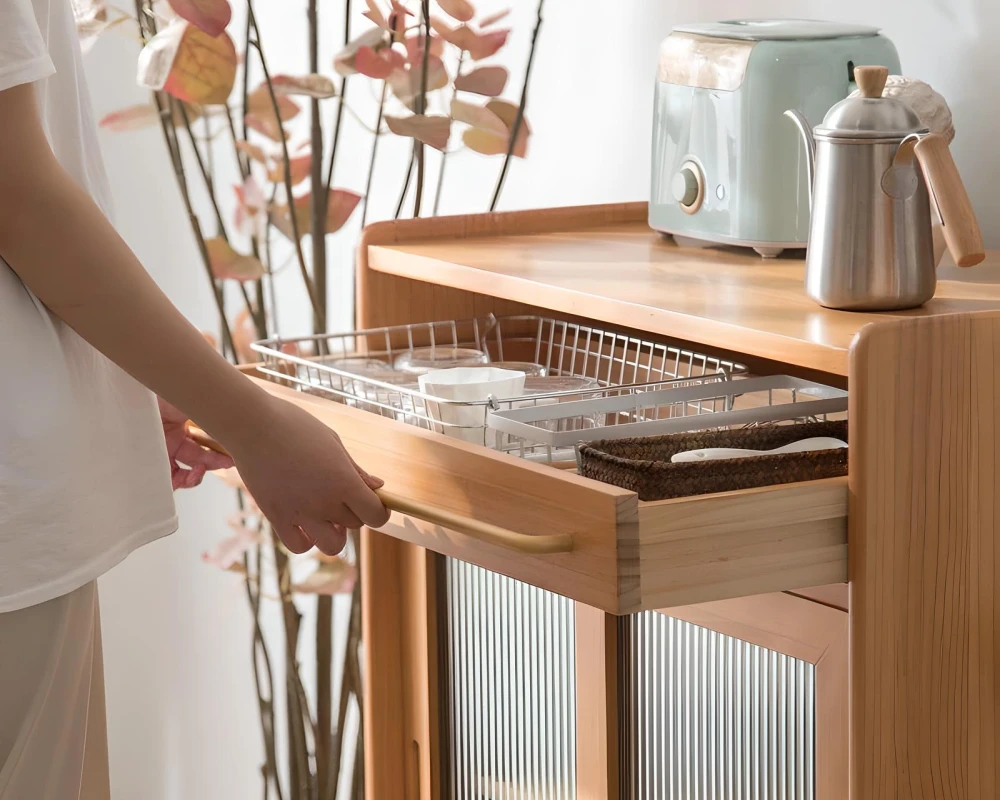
[{"left": 649, "top": 20, "right": 900, "bottom": 257}]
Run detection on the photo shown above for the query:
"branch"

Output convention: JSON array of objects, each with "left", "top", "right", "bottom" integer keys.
[
  {"left": 412, "top": 0, "right": 431, "bottom": 217},
  {"left": 359, "top": 81, "right": 387, "bottom": 230},
  {"left": 394, "top": 154, "right": 414, "bottom": 220},
  {"left": 245, "top": 9, "right": 324, "bottom": 329},
  {"left": 307, "top": 0, "right": 327, "bottom": 335},
  {"left": 489, "top": 0, "right": 545, "bottom": 211},
  {"left": 433, "top": 50, "right": 463, "bottom": 216}
]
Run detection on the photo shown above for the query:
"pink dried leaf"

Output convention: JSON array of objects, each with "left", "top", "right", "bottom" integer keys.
[
  {"left": 99, "top": 103, "right": 160, "bottom": 131},
  {"left": 202, "top": 523, "right": 261, "bottom": 570},
  {"left": 137, "top": 19, "right": 237, "bottom": 105},
  {"left": 404, "top": 32, "right": 444, "bottom": 64},
  {"left": 436, "top": 0, "right": 474, "bottom": 22},
  {"left": 467, "top": 27, "right": 509, "bottom": 60},
  {"left": 333, "top": 27, "right": 387, "bottom": 76},
  {"left": 165, "top": 0, "right": 231, "bottom": 37},
  {"left": 355, "top": 45, "right": 395, "bottom": 79},
  {"left": 244, "top": 112, "right": 289, "bottom": 141},
  {"left": 385, "top": 114, "right": 451, "bottom": 151},
  {"left": 267, "top": 153, "right": 312, "bottom": 186},
  {"left": 478, "top": 7, "right": 509, "bottom": 26},
  {"left": 292, "top": 559, "right": 357, "bottom": 595},
  {"left": 246, "top": 82, "right": 300, "bottom": 121},
  {"left": 461, "top": 99, "right": 529, "bottom": 157},
  {"left": 453, "top": 65, "right": 507, "bottom": 96},
  {"left": 271, "top": 188, "right": 362, "bottom": 239},
  {"left": 387, "top": 55, "right": 449, "bottom": 107},
  {"left": 270, "top": 73, "right": 337, "bottom": 99},
  {"left": 205, "top": 237, "right": 265, "bottom": 281},
  {"left": 362, "top": 0, "right": 388, "bottom": 30},
  {"left": 450, "top": 98, "right": 506, "bottom": 136},
  {"left": 235, "top": 139, "right": 268, "bottom": 163}
]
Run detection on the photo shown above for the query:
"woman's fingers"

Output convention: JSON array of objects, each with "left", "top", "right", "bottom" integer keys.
[
  {"left": 273, "top": 523, "right": 313, "bottom": 554},
  {"left": 299, "top": 521, "right": 347, "bottom": 556}
]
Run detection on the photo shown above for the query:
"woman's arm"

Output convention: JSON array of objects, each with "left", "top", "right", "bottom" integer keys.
[{"left": 0, "top": 83, "right": 389, "bottom": 554}]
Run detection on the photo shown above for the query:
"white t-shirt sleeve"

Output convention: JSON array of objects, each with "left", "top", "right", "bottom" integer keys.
[{"left": 0, "top": 0, "right": 57, "bottom": 92}]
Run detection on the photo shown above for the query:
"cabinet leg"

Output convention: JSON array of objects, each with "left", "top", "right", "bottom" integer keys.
[
  {"left": 575, "top": 602, "right": 620, "bottom": 800},
  {"left": 849, "top": 315, "right": 1000, "bottom": 799},
  {"left": 361, "top": 529, "right": 441, "bottom": 800}
]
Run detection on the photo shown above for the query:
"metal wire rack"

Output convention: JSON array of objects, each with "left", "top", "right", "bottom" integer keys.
[
  {"left": 486, "top": 375, "right": 849, "bottom": 460},
  {"left": 251, "top": 315, "right": 746, "bottom": 457}
]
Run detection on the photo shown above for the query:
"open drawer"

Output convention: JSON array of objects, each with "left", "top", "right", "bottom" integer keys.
[{"left": 252, "top": 376, "right": 848, "bottom": 615}]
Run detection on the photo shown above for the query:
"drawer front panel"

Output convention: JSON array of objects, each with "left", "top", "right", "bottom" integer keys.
[
  {"left": 621, "top": 612, "right": 816, "bottom": 800},
  {"left": 445, "top": 559, "right": 576, "bottom": 799}
]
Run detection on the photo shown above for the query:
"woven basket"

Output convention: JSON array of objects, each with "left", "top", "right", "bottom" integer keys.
[{"left": 576, "top": 420, "right": 848, "bottom": 501}]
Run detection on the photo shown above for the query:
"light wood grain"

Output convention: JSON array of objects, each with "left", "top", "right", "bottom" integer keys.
[
  {"left": 855, "top": 65, "right": 889, "bottom": 98},
  {"left": 849, "top": 311, "right": 1000, "bottom": 799},
  {"left": 914, "top": 134, "right": 986, "bottom": 267},
  {"left": 658, "top": 591, "right": 848, "bottom": 800},
  {"left": 362, "top": 203, "right": 1000, "bottom": 377},
  {"left": 575, "top": 603, "right": 620, "bottom": 800},
  {"left": 636, "top": 478, "right": 848, "bottom": 609}
]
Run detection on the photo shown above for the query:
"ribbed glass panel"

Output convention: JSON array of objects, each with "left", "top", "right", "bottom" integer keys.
[
  {"left": 622, "top": 612, "right": 816, "bottom": 800},
  {"left": 444, "top": 559, "right": 576, "bottom": 800}
]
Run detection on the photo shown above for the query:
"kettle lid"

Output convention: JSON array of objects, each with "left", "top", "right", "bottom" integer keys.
[
  {"left": 815, "top": 65, "right": 926, "bottom": 140},
  {"left": 673, "top": 19, "right": 880, "bottom": 41}
]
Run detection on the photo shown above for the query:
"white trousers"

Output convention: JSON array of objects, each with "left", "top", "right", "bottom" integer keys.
[{"left": 0, "top": 582, "right": 110, "bottom": 799}]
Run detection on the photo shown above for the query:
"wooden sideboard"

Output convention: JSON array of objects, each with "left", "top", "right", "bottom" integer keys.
[{"left": 256, "top": 202, "right": 1000, "bottom": 799}]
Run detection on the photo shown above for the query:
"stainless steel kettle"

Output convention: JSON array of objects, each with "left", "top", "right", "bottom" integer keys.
[{"left": 786, "top": 66, "right": 985, "bottom": 311}]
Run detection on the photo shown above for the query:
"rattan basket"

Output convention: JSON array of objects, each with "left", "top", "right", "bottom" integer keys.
[{"left": 576, "top": 420, "right": 848, "bottom": 501}]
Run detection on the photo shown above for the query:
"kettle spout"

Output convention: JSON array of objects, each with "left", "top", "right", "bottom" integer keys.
[{"left": 784, "top": 109, "right": 816, "bottom": 210}]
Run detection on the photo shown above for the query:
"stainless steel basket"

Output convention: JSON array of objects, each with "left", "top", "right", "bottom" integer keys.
[{"left": 252, "top": 315, "right": 747, "bottom": 457}]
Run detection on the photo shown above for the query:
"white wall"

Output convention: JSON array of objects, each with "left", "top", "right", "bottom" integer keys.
[{"left": 86, "top": 0, "right": 998, "bottom": 797}]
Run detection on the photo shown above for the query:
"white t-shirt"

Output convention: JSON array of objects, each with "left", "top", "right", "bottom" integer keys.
[{"left": 0, "top": 0, "right": 178, "bottom": 612}]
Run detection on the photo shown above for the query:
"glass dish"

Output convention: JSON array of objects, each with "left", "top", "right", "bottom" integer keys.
[
  {"left": 393, "top": 346, "right": 489, "bottom": 375},
  {"left": 521, "top": 376, "right": 602, "bottom": 396},
  {"left": 491, "top": 361, "right": 548, "bottom": 377}
]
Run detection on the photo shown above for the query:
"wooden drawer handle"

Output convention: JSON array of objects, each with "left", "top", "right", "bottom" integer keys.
[{"left": 186, "top": 423, "right": 573, "bottom": 555}]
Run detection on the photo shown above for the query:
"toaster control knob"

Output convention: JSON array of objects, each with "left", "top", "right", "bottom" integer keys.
[{"left": 672, "top": 162, "right": 704, "bottom": 214}]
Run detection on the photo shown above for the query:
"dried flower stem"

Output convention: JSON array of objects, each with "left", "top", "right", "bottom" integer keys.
[
  {"left": 412, "top": 0, "right": 431, "bottom": 217},
  {"left": 243, "top": 542, "right": 285, "bottom": 800},
  {"left": 315, "top": 592, "right": 333, "bottom": 799},
  {"left": 359, "top": 81, "right": 387, "bottom": 231},
  {"left": 307, "top": 0, "right": 327, "bottom": 335},
  {"left": 489, "top": 0, "right": 545, "bottom": 211},
  {"left": 394, "top": 154, "right": 414, "bottom": 220},
  {"left": 246, "top": 9, "right": 324, "bottom": 329},
  {"left": 328, "top": 574, "right": 361, "bottom": 800},
  {"left": 433, "top": 50, "right": 464, "bottom": 216}
]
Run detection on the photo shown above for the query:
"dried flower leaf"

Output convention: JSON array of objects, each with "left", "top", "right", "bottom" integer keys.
[
  {"left": 362, "top": 0, "right": 388, "bottom": 29},
  {"left": 429, "top": 18, "right": 509, "bottom": 60},
  {"left": 99, "top": 103, "right": 160, "bottom": 131},
  {"left": 436, "top": 0, "right": 474, "bottom": 22},
  {"left": 404, "top": 32, "right": 444, "bottom": 63},
  {"left": 450, "top": 98, "right": 506, "bottom": 136},
  {"left": 247, "top": 82, "right": 300, "bottom": 122},
  {"left": 166, "top": 0, "right": 231, "bottom": 37},
  {"left": 137, "top": 20, "right": 237, "bottom": 105},
  {"left": 270, "top": 73, "right": 337, "bottom": 98},
  {"left": 230, "top": 307, "right": 258, "bottom": 364},
  {"left": 205, "top": 237, "right": 265, "bottom": 281},
  {"left": 478, "top": 7, "right": 510, "bottom": 26},
  {"left": 355, "top": 45, "right": 395, "bottom": 79},
  {"left": 292, "top": 559, "right": 357, "bottom": 595},
  {"left": 271, "top": 189, "right": 362, "bottom": 239},
  {"left": 333, "top": 27, "right": 387, "bottom": 76},
  {"left": 202, "top": 522, "right": 261, "bottom": 570},
  {"left": 385, "top": 113, "right": 451, "bottom": 150},
  {"left": 267, "top": 153, "right": 312, "bottom": 186},
  {"left": 453, "top": 65, "right": 507, "bottom": 96},
  {"left": 462, "top": 99, "right": 529, "bottom": 157},
  {"left": 235, "top": 139, "right": 267, "bottom": 163},
  {"left": 233, "top": 175, "right": 267, "bottom": 237},
  {"left": 74, "top": 0, "right": 121, "bottom": 54},
  {"left": 387, "top": 55, "right": 448, "bottom": 107},
  {"left": 467, "top": 27, "right": 509, "bottom": 60},
  {"left": 244, "top": 112, "right": 289, "bottom": 141}
]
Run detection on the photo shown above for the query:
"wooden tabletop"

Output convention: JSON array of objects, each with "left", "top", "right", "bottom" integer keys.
[{"left": 365, "top": 205, "right": 1000, "bottom": 377}]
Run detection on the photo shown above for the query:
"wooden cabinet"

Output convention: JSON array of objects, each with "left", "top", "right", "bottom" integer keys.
[{"left": 256, "top": 203, "right": 1000, "bottom": 799}]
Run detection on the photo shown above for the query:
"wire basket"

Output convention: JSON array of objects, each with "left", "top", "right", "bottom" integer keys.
[
  {"left": 486, "top": 375, "right": 849, "bottom": 460},
  {"left": 251, "top": 315, "right": 746, "bottom": 456}
]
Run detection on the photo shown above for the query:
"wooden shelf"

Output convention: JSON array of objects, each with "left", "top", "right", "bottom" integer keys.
[{"left": 364, "top": 202, "right": 1000, "bottom": 377}]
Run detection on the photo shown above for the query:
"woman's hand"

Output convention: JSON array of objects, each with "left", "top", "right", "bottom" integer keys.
[
  {"left": 159, "top": 397, "right": 234, "bottom": 490},
  {"left": 223, "top": 395, "right": 390, "bottom": 556}
]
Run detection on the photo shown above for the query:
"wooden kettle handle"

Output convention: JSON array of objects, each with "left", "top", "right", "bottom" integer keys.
[
  {"left": 184, "top": 423, "right": 573, "bottom": 555},
  {"left": 914, "top": 134, "right": 986, "bottom": 267}
]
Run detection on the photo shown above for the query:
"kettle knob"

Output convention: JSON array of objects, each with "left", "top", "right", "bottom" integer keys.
[
  {"left": 855, "top": 65, "right": 889, "bottom": 98},
  {"left": 672, "top": 161, "right": 704, "bottom": 214}
]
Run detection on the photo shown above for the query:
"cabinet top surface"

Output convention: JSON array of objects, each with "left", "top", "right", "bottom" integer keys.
[{"left": 365, "top": 204, "right": 1000, "bottom": 377}]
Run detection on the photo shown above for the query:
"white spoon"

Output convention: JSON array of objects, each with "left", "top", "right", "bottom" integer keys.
[{"left": 670, "top": 437, "right": 847, "bottom": 464}]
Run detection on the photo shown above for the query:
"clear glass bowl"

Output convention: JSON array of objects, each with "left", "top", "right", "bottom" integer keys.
[
  {"left": 491, "top": 361, "right": 548, "bottom": 377},
  {"left": 521, "top": 375, "right": 602, "bottom": 396},
  {"left": 392, "top": 346, "right": 489, "bottom": 375}
]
